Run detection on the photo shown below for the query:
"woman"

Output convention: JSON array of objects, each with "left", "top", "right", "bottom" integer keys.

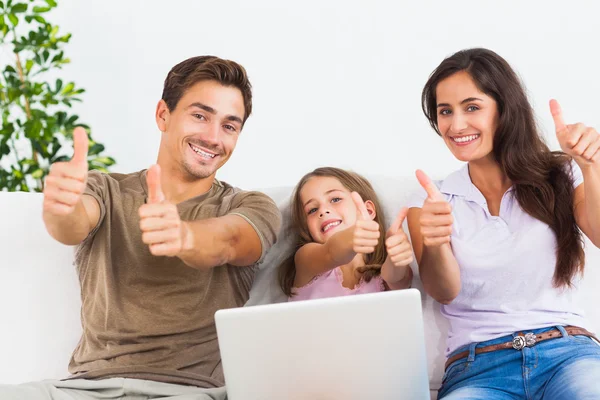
[{"left": 407, "top": 48, "right": 600, "bottom": 399}]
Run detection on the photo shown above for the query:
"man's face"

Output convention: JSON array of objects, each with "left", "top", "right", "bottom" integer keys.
[{"left": 156, "top": 80, "right": 245, "bottom": 180}]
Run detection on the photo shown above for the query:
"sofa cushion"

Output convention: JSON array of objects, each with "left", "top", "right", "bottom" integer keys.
[{"left": 0, "top": 192, "right": 82, "bottom": 383}]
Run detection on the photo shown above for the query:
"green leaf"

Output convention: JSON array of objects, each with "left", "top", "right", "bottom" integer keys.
[
  {"left": 11, "top": 2, "right": 26, "bottom": 12},
  {"left": 31, "top": 168, "right": 44, "bottom": 179},
  {"left": 32, "top": 5, "right": 50, "bottom": 12},
  {"left": 93, "top": 156, "right": 116, "bottom": 165},
  {"left": 88, "top": 143, "right": 105, "bottom": 156},
  {"left": 61, "top": 82, "right": 74, "bottom": 94},
  {"left": 57, "top": 33, "right": 71, "bottom": 43},
  {"left": 45, "top": 0, "right": 56, "bottom": 6},
  {"left": 54, "top": 78, "right": 62, "bottom": 93},
  {"left": 25, "top": 59, "right": 33, "bottom": 73},
  {"left": 8, "top": 13, "right": 18, "bottom": 26},
  {"left": 0, "top": 2, "right": 5, "bottom": 9},
  {"left": 33, "top": 15, "right": 45, "bottom": 23}
]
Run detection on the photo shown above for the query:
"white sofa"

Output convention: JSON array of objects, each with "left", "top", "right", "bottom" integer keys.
[{"left": 2, "top": 176, "right": 600, "bottom": 399}]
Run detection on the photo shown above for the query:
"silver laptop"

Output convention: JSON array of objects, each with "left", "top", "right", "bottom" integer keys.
[{"left": 215, "top": 288, "right": 430, "bottom": 400}]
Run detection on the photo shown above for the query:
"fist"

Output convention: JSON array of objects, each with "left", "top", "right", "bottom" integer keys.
[
  {"left": 139, "top": 164, "right": 185, "bottom": 256},
  {"left": 551, "top": 99, "right": 600, "bottom": 165},
  {"left": 351, "top": 192, "right": 380, "bottom": 254},
  {"left": 385, "top": 207, "right": 414, "bottom": 267},
  {"left": 416, "top": 170, "right": 453, "bottom": 247},
  {"left": 43, "top": 127, "right": 89, "bottom": 216}
]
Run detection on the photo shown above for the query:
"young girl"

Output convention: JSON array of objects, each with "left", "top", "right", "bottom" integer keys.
[{"left": 279, "top": 167, "right": 413, "bottom": 301}]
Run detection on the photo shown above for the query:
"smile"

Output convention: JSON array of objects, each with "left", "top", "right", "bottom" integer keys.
[
  {"left": 189, "top": 143, "right": 216, "bottom": 159},
  {"left": 451, "top": 134, "right": 480, "bottom": 144},
  {"left": 321, "top": 220, "right": 341, "bottom": 233}
]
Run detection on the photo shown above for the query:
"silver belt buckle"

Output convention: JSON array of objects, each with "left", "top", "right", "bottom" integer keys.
[{"left": 512, "top": 333, "right": 537, "bottom": 350}]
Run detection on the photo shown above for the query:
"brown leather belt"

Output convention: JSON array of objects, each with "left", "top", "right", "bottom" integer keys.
[{"left": 445, "top": 326, "right": 598, "bottom": 371}]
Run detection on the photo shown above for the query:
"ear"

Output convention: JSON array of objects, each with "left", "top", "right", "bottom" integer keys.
[
  {"left": 363, "top": 200, "right": 377, "bottom": 221},
  {"left": 155, "top": 99, "right": 170, "bottom": 132}
]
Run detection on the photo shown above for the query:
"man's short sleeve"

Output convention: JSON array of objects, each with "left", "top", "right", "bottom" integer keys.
[
  {"left": 227, "top": 191, "right": 282, "bottom": 264},
  {"left": 83, "top": 170, "right": 108, "bottom": 238}
]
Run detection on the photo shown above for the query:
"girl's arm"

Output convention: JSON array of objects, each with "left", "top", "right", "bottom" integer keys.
[
  {"left": 380, "top": 207, "right": 413, "bottom": 290},
  {"left": 294, "top": 226, "right": 358, "bottom": 287}
]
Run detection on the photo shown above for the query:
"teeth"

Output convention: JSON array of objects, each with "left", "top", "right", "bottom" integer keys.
[
  {"left": 453, "top": 134, "right": 479, "bottom": 143},
  {"left": 190, "top": 144, "right": 215, "bottom": 158},
  {"left": 322, "top": 221, "right": 341, "bottom": 232}
]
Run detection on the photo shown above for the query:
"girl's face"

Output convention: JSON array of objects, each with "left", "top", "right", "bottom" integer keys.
[
  {"left": 299, "top": 176, "right": 375, "bottom": 244},
  {"left": 435, "top": 71, "right": 499, "bottom": 163}
]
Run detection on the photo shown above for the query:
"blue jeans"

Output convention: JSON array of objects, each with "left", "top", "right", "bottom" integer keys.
[{"left": 438, "top": 325, "right": 600, "bottom": 400}]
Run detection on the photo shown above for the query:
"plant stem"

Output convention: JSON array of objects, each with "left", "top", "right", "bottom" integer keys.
[
  {"left": 9, "top": 137, "right": 25, "bottom": 174},
  {"left": 13, "top": 38, "right": 42, "bottom": 189}
]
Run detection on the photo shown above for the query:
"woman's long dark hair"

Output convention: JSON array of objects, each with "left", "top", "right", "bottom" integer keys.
[
  {"left": 421, "top": 48, "right": 584, "bottom": 288},
  {"left": 278, "top": 167, "right": 388, "bottom": 297}
]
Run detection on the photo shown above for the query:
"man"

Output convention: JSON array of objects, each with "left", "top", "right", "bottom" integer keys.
[{"left": 1, "top": 56, "right": 281, "bottom": 399}]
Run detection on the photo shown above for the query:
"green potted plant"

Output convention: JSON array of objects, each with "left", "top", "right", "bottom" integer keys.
[{"left": 0, "top": 0, "right": 116, "bottom": 192}]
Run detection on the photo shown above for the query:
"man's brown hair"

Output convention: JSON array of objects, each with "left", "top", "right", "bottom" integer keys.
[{"left": 161, "top": 55, "right": 252, "bottom": 124}]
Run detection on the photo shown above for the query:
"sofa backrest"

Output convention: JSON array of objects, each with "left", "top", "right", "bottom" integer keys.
[{"left": 1, "top": 176, "right": 599, "bottom": 390}]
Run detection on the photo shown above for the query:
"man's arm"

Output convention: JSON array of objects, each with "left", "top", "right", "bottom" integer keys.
[
  {"left": 139, "top": 164, "right": 280, "bottom": 269},
  {"left": 176, "top": 214, "right": 263, "bottom": 268},
  {"left": 44, "top": 195, "right": 100, "bottom": 245}
]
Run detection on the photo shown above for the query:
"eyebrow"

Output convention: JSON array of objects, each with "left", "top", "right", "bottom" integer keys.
[
  {"left": 303, "top": 189, "right": 344, "bottom": 208},
  {"left": 437, "top": 97, "right": 484, "bottom": 108},
  {"left": 187, "top": 102, "right": 243, "bottom": 125}
]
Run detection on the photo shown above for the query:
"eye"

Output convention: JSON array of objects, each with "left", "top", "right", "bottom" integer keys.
[
  {"left": 439, "top": 109, "right": 451, "bottom": 116},
  {"left": 223, "top": 124, "right": 237, "bottom": 133},
  {"left": 466, "top": 105, "right": 480, "bottom": 112},
  {"left": 331, "top": 197, "right": 342, "bottom": 203},
  {"left": 307, "top": 207, "right": 318, "bottom": 215},
  {"left": 193, "top": 114, "right": 207, "bottom": 120}
]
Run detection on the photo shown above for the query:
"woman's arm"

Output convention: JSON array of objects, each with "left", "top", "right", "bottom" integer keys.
[
  {"left": 408, "top": 171, "right": 461, "bottom": 304},
  {"left": 551, "top": 99, "right": 600, "bottom": 247}
]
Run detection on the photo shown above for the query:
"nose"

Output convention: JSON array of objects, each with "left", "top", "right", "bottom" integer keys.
[
  {"left": 449, "top": 112, "right": 468, "bottom": 134},
  {"left": 319, "top": 209, "right": 330, "bottom": 218},
  {"left": 199, "top": 121, "right": 220, "bottom": 146}
]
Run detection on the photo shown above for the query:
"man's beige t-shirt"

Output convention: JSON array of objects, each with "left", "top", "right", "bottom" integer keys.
[{"left": 67, "top": 170, "right": 281, "bottom": 388}]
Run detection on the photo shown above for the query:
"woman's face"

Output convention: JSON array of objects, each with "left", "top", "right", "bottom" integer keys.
[{"left": 435, "top": 71, "right": 499, "bottom": 163}]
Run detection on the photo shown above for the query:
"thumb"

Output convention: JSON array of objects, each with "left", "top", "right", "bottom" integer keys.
[
  {"left": 416, "top": 169, "right": 443, "bottom": 201},
  {"left": 71, "top": 127, "right": 89, "bottom": 167},
  {"left": 351, "top": 191, "right": 370, "bottom": 220},
  {"left": 146, "top": 164, "right": 165, "bottom": 203},
  {"left": 388, "top": 207, "right": 409, "bottom": 236},
  {"left": 550, "top": 99, "right": 567, "bottom": 133}
]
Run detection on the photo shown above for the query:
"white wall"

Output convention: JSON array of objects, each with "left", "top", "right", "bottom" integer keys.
[{"left": 49, "top": 0, "right": 599, "bottom": 189}]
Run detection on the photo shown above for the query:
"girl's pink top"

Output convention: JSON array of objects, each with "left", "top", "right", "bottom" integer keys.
[{"left": 289, "top": 267, "right": 385, "bottom": 301}]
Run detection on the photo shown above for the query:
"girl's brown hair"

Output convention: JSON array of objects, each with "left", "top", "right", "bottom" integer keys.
[
  {"left": 421, "top": 48, "right": 584, "bottom": 288},
  {"left": 279, "top": 167, "right": 387, "bottom": 297}
]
